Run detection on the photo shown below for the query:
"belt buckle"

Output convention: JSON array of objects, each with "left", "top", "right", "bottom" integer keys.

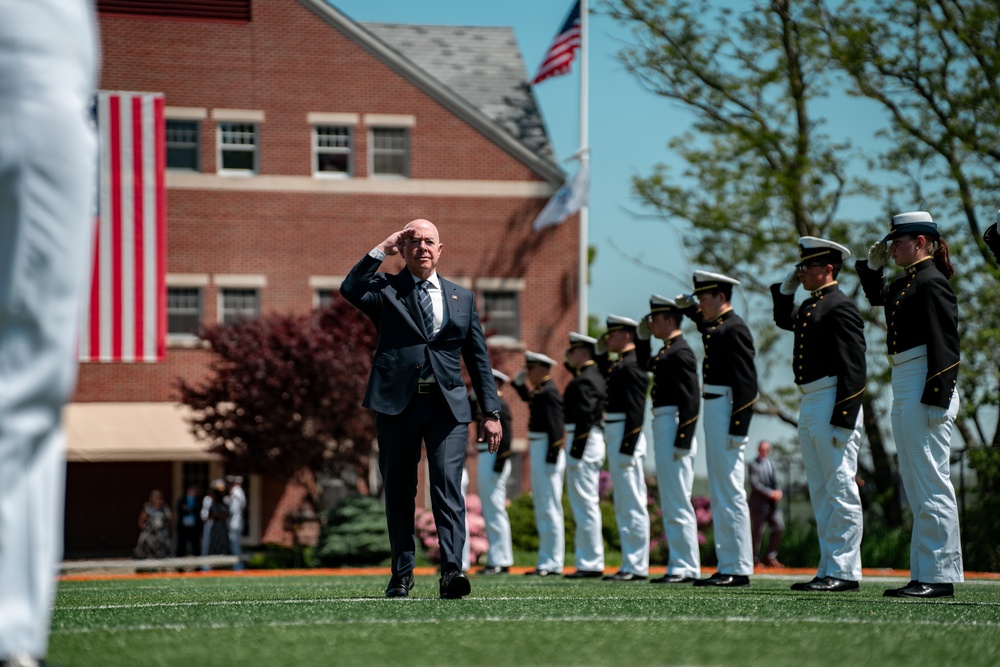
[{"left": 417, "top": 383, "right": 432, "bottom": 394}]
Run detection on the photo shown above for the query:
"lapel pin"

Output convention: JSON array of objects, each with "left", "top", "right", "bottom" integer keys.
[{"left": 451, "top": 295, "right": 458, "bottom": 299}]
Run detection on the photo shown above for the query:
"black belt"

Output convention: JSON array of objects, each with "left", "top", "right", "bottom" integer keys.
[
  {"left": 416, "top": 382, "right": 438, "bottom": 395},
  {"left": 703, "top": 393, "right": 723, "bottom": 400}
]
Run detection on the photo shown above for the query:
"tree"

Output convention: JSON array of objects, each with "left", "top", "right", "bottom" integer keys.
[
  {"left": 601, "top": 0, "right": 904, "bottom": 523},
  {"left": 176, "top": 295, "right": 377, "bottom": 490}
]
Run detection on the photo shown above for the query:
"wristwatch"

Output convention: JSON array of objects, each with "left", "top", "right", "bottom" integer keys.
[{"left": 487, "top": 409, "right": 502, "bottom": 421}]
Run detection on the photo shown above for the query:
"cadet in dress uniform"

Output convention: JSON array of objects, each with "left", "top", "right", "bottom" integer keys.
[
  {"left": 985, "top": 210, "right": 1000, "bottom": 264},
  {"left": 596, "top": 315, "right": 651, "bottom": 581},
  {"left": 676, "top": 271, "right": 757, "bottom": 587},
  {"left": 771, "top": 238, "right": 866, "bottom": 592},
  {"left": 636, "top": 296, "right": 702, "bottom": 584},
  {"left": 562, "top": 333, "right": 608, "bottom": 579},
  {"left": 513, "top": 352, "right": 566, "bottom": 576},
  {"left": 858, "top": 211, "right": 963, "bottom": 599},
  {"left": 476, "top": 369, "right": 515, "bottom": 575}
]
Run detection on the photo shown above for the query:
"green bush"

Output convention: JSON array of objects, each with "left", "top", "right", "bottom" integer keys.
[
  {"left": 964, "top": 447, "right": 1000, "bottom": 572},
  {"left": 860, "top": 521, "right": 910, "bottom": 569},
  {"left": 247, "top": 544, "right": 311, "bottom": 570},
  {"left": 777, "top": 519, "right": 821, "bottom": 567},
  {"left": 312, "top": 495, "right": 391, "bottom": 567}
]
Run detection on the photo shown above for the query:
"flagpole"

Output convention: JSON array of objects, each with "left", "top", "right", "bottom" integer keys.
[{"left": 578, "top": 0, "right": 589, "bottom": 332}]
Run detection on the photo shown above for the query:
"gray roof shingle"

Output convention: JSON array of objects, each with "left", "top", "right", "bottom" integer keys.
[{"left": 361, "top": 22, "right": 555, "bottom": 163}]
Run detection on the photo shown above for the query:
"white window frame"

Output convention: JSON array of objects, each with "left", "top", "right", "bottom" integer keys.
[
  {"left": 165, "top": 119, "right": 201, "bottom": 172},
  {"left": 219, "top": 287, "right": 261, "bottom": 326},
  {"left": 312, "top": 125, "right": 354, "bottom": 178},
  {"left": 369, "top": 126, "right": 409, "bottom": 178},
  {"left": 166, "top": 273, "right": 209, "bottom": 347},
  {"left": 216, "top": 122, "right": 258, "bottom": 175},
  {"left": 476, "top": 278, "right": 526, "bottom": 348}
]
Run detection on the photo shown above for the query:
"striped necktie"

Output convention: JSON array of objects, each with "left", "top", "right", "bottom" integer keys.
[{"left": 417, "top": 280, "right": 436, "bottom": 337}]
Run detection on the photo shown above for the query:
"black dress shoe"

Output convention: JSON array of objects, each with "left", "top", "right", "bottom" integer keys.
[
  {"left": 385, "top": 573, "right": 414, "bottom": 598},
  {"left": 803, "top": 576, "right": 860, "bottom": 592},
  {"left": 883, "top": 580, "right": 919, "bottom": 597},
  {"left": 790, "top": 577, "right": 822, "bottom": 591},
  {"left": 895, "top": 582, "right": 954, "bottom": 599},
  {"left": 603, "top": 571, "right": 647, "bottom": 582},
  {"left": 524, "top": 568, "right": 557, "bottom": 576},
  {"left": 439, "top": 570, "right": 472, "bottom": 599},
  {"left": 564, "top": 570, "right": 605, "bottom": 579},
  {"left": 693, "top": 572, "right": 750, "bottom": 587},
  {"left": 478, "top": 566, "right": 510, "bottom": 575},
  {"left": 650, "top": 574, "right": 696, "bottom": 584}
]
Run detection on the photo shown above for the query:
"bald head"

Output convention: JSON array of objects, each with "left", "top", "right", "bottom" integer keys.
[
  {"left": 758, "top": 440, "right": 771, "bottom": 459},
  {"left": 401, "top": 219, "right": 443, "bottom": 279}
]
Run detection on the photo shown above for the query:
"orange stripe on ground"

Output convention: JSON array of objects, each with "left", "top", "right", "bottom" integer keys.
[{"left": 58, "top": 566, "right": 1000, "bottom": 583}]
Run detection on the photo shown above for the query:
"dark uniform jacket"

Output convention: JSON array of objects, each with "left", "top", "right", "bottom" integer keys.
[
  {"left": 563, "top": 361, "right": 606, "bottom": 459},
  {"left": 770, "top": 281, "right": 866, "bottom": 429},
  {"left": 635, "top": 333, "right": 700, "bottom": 449},
  {"left": 856, "top": 257, "right": 960, "bottom": 408},
  {"left": 513, "top": 377, "right": 565, "bottom": 463},
  {"left": 681, "top": 307, "right": 758, "bottom": 437},
  {"left": 597, "top": 347, "right": 648, "bottom": 456}
]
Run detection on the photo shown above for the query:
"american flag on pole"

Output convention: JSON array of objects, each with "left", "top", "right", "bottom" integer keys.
[
  {"left": 532, "top": 0, "right": 582, "bottom": 85},
  {"left": 80, "top": 91, "right": 167, "bottom": 362}
]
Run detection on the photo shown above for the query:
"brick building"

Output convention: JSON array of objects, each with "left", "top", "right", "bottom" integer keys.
[{"left": 65, "top": 0, "right": 579, "bottom": 558}]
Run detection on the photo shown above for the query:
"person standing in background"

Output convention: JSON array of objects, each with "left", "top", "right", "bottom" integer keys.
[
  {"left": 746, "top": 441, "right": 784, "bottom": 570},
  {"left": 227, "top": 476, "right": 246, "bottom": 571},
  {"left": 476, "top": 369, "right": 515, "bottom": 575},
  {"left": 0, "top": 1, "right": 99, "bottom": 664},
  {"left": 176, "top": 485, "right": 203, "bottom": 558}
]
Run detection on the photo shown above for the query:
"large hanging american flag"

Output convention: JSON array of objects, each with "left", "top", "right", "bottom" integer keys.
[
  {"left": 80, "top": 91, "right": 166, "bottom": 362},
  {"left": 532, "top": 0, "right": 582, "bottom": 85}
]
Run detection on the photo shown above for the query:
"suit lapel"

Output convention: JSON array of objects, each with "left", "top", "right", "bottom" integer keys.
[{"left": 394, "top": 270, "right": 428, "bottom": 339}]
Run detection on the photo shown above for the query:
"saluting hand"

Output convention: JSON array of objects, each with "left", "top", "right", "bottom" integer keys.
[
  {"left": 380, "top": 227, "right": 416, "bottom": 256},
  {"left": 674, "top": 293, "right": 696, "bottom": 309},
  {"left": 779, "top": 271, "right": 799, "bottom": 295},
  {"left": 637, "top": 315, "right": 652, "bottom": 340},
  {"left": 479, "top": 418, "right": 503, "bottom": 454},
  {"left": 867, "top": 241, "right": 890, "bottom": 270}
]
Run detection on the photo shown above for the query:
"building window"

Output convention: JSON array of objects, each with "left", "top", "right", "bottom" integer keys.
[
  {"left": 165, "top": 120, "right": 200, "bottom": 171},
  {"left": 315, "top": 288, "right": 337, "bottom": 309},
  {"left": 218, "top": 122, "right": 257, "bottom": 173},
  {"left": 482, "top": 290, "right": 520, "bottom": 340},
  {"left": 167, "top": 286, "right": 202, "bottom": 336},
  {"left": 371, "top": 127, "right": 408, "bottom": 177},
  {"left": 220, "top": 288, "right": 260, "bottom": 325},
  {"left": 314, "top": 125, "right": 352, "bottom": 176}
]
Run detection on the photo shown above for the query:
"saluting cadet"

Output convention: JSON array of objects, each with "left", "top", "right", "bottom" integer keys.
[
  {"left": 476, "top": 369, "right": 515, "bottom": 575},
  {"left": 512, "top": 352, "right": 566, "bottom": 576},
  {"left": 771, "top": 238, "right": 866, "bottom": 592},
  {"left": 596, "top": 315, "right": 651, "bottom": 581},
  {"left": 985, "top": 210, "right": 1000, "bottom": 264},
  {"left": 858, "top": 211, "right": 963, "bottom": 599},
  {"left": 636, "top": 296, "right": 702, "bottom": 584},
  {"left": 562, "top": 332, "right": 608, "bottom": 579},
  {"left": 676, "top": 271, "right": 757, "bottom": 587}
]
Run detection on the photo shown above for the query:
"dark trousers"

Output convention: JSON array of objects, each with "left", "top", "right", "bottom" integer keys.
[
  {"left": 749, "top": 493, "right": 784, "bottom": 561},
  {"left": 376, "top": 384, "right": 469, "bottom": 577},
  {"left": 176, "top": 524, "right": 202, "bottom": 557}
]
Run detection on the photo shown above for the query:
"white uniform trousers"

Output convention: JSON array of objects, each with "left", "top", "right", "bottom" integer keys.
[
  {"left": 564, "top": 425, "right": 606, "bottom": 572},
  {"left": 891, "top": 356, "right": 964, "bottom": 583},
  {"left": 604, "top": 420, "right": 650, "bottom": 576},
  {"left": 702, "top": 394, "right": 754, "bottom": 576},
  {"left": 798, "top": 385, "right": 864, "bottom": 581},
  {"left": 0, "top": 0, "right": 98, "bottom": 660},
  {"left": 651, "top": 407, "right": 702, "bottom": 579},
  {"left": 476, "top": 451, "right": 513, "bottom": 568},
  {"left": 528, "top": 432, "right": 565, "bottom": 572}
]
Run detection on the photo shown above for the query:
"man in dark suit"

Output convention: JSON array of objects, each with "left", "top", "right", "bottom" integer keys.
[
  {"left": 746, "top": 440, "right": 784, "bottom": 570},
  {"left": 340, "top": 219, "right": 502, "bottom": 600}
]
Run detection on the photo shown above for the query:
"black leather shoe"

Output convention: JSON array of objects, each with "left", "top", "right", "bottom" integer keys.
[
  {"left": 564, "top": 570, "right": 605, "bottom": 579},
  {"left": 790, "top": 577, "right": 822, "bottom": 591},
  {"left": 524, "top": 568, "right": 557, "bottom": 576},
  {"left": 693, "top": 572, "right": 750, "bottom": 587},
  {"left": 439, "top": 570, "right": 472, "bottom": 599},
  {"left": 603, "top": 571, "right": 647, "bottom": 582},
  {"left": 803, "top": 576, "right": 859, "bottom": 592},
  {"left": 895, "top": 582, "right": 954, "bottom": 599},
  {"left": 385, "top": 573, "right": 414, "bottom": 598},
  {"left": 883, "top": 580, "right": 919, "bottom": 597},
  {"left": 650, "top": 574, "right": 696, "bottom": 584},
  {"left": 478, "top": 566, "right": 510, "bottom": 575}
]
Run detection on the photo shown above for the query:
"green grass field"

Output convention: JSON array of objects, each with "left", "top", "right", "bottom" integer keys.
[{"left": 51, "top": 572, "right": 1000, "bottom": 667}]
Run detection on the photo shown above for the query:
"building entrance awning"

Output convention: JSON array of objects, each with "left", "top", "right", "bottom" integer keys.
[{"left": 64, "top": 402, "right": 218, "bottom": 462}]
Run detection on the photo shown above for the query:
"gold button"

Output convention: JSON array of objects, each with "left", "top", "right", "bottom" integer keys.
[
  {"left": 680, "top": 434, "right": 686, "bottom": 438},
  {"left": 842, "top": 411, "right": 848, "bottom": 416},
  {"left": 735, "top": 421, "right": 741, "bottom": 426}
]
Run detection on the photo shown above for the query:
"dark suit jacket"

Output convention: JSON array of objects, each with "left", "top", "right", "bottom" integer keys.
[{"left": 340, "top": 253, "right": 500, "bottom": 422}]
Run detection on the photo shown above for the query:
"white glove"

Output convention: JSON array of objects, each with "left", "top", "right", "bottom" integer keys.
[
  {"left": 927, "top": 406, "right": 950, "bottom": 427},
  {"left": 673, "top": 447, "right": 690, "bottom": 462},
  {"left": 779, "top": 271, "right": 799, "bottom": 295},
  {"left": 867, "top": 241, "right": 889, "bottom": 270},
  {"left": 512, "top": 370, "right": 528, "bottom": 387},
  {"left": 637, "top": 315, "right": 652, "bottom": 340},
  {"left": 728, "top": 434, "right": 748, "bottom": 450},
  {"left": 595, "top": 334, "right": 608, "bottom": 356},
  {"left": 674, "top": 293, "right": 697, "bottom": 309},
  {"left": 831, "top": 426, "right": 853, "bottom": 447}
]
